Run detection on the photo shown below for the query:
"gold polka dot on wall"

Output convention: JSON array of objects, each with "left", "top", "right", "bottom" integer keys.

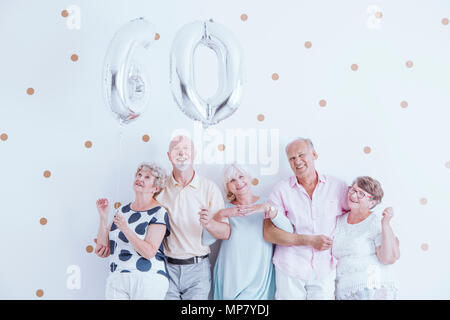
[
  {"left": 319, "top": 99, "right": 327, "bottom": 107},
  {"left": 351, "top": 64, "right": 358, "bottom": 71},
  {"left": 154, "top": 33, "right": 160, "bottom": 40},
  {"left": 405, "top": 60, "right": 414, "bottom": 68},
  {"left": 218, "top": 144, "right": 226, "bottom": 151},
  {"left": 114, "top": 202, "right": 121, "bottom": 209},
  {"left": 400, "top": 100, "right": 408, "bottom": 108},
  {"left": 142, "top": 134, "right": 150, "bottom": 142},
  {"left": 84, "top": 140, "right": 92, "bottom": 148},
  {"left": 442, "top": 18, "right": 449, "bottom": 26},
  {"left": 363, "top": 146, "right": 371, "bottom": 154},
  {"left": 71, "top": 54, "right": 78, "bottom": 62},
  {"left": 304, "top": 41, "right": 312, "bottom": 49},
  {"left": 36, "top": 289, "right": 44, "bottom": 298},
  {"left": 43, "top": 170, "right": 51, "bottom": 178},
  {"left": 251, "top": 178, "right": 259, "bottom": 186},
  {"left": 1, "top": 133, "right": 8, "bottom": 141},
  {"left": 240, "top": 13, "right": 248, "bottom": 22},
  {"left": 272, "top": 73, "right": 279, "bottom": 81},
  {"left": 86, "top": 245, "right": 93, "bottom": 253},
  {"left": 421, "top": 243, "right": 429, "bottom": 251},
  {"left": 40, "top": 218, "right": 47, "bottom": 226},
  {"left": 257, "top": 114, "right": 265, "bottom": 122},
  {"left": 61, "top": 10, "right": 68, "bottom": 17},
  {"left": 27, "top": 88, "right": 35, "bottom": 95},
  {"left": 420, "top": 198, "right": 427, "bottom": 205},
  {"left": 445, "top": 161, "right": 450, "bottom": 169}
]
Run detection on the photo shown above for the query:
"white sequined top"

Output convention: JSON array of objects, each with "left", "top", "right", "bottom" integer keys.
[{"left": 332, "top": 212, "right": 397, "bottom": 298}]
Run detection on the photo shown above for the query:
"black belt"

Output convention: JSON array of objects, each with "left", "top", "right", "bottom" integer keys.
[{"left": 167, "top": 254, "right": 209, "bottom": 265}]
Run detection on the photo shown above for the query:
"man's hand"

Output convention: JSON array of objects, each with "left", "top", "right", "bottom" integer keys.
[
  {"left": 198, "top": 208, "right": 211, "bottom": 227},
  {"left": 309, "top": 235, "right": 333, "bottom": 251}
]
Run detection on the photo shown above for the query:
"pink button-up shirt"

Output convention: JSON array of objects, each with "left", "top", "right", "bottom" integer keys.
[{"left": 268, "top": 172, "right": 349, "bottom": 281}]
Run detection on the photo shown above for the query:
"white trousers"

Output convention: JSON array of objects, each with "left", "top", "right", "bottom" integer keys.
[
  {"left": 274, "top": 267, "right": 336, "bottom": 300},
  {"left": 105, "top": 272, "right": 169, "bottom": 300}
]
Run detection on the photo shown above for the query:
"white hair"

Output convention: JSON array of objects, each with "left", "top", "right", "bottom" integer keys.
[
  {"left": 285, "top": 137, "right": 315, "bottom": 155},
  {"left": 135, "top": 162, "right": 167, "bottom": 198},
  {"left": 222, "top": 163, "right": 251, "bottom": 202}
]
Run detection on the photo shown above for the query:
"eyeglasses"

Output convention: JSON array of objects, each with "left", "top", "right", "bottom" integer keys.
[{"left": 348, "top": 186, "right": 372, "bottom": 200}]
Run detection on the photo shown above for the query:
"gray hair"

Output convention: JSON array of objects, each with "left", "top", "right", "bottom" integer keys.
[
  {"left": 168, "top": 135, "right": 195, "bottom": 153},
  {"left": 285, "top": 137, "right": 315, "bottom": 155},
  {"left": 135, "top": 162, "right": 167, "bottom": 198},
  {"left": 222, "top": 163, "right": 251, "bottom": 202}
]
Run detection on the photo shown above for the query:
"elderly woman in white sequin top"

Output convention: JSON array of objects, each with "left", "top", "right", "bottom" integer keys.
[{"left": 332, "top": 176, "right": 400, "bottom": 300}]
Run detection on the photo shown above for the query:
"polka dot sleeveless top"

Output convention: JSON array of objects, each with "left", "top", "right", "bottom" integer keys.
[{"left": 108, "top": 203, "right": 170, "bottom": 279}]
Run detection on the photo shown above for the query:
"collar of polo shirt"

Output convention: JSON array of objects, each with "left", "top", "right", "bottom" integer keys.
[{"left": 170, "top": 171, "right": 200, "bottom": 189}]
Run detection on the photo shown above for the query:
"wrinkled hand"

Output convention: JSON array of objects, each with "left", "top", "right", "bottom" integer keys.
[
  {"left": 96, "top": 198, "right": 109, "bottom": 220},
  {"left": 198, "top": 208, "right": 214, "bottom": 227},
  {"left": 113, "top": 213, "right": 128, "bottom": 232},
  {"left": 218, "top": 206, "right": 244, "bottom": 218},
  {"left": 94, "top": 238, "right": 110, "bottom": 258},
  {"left": 382, "top": 207, "right": 394, "bottom": 226},
  {"left": 237, "top": 203, "right": 269, "bottom": 216},
  {"left": 310, "top": 235, "right": 333, "bottom": 251}
]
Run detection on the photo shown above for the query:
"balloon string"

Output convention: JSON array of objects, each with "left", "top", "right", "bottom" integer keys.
[{"left": 114, "top": 128, "right": 124, "bottom": 217}]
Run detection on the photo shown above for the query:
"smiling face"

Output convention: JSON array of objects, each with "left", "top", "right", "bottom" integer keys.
[
  {"left": 226, "top": 170, "right": 252, "bottom": 199},
  {"left": 133, "top": 169, "right": 160, "bottom": 195},
  {"left": 286, "top": 140, "right": 318, "bottom": 180},
  {"left": 347, "top": 183, "right": 376, "bottom": 212},
  {"left": 167, "top": 136, "right": 195, "bottom": 171}
]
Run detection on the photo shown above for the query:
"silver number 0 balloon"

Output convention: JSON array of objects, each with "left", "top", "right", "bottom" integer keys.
[
  {"left": 103, "top": 17, "right": 155, "bottom": 125},
  {"left": 170, "top": 19, "right": 244, "bottom": 127}
]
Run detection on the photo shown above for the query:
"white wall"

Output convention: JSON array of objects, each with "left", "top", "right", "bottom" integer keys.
[{"left": 1, "top": 0, "right": 450, "bottom": 299}]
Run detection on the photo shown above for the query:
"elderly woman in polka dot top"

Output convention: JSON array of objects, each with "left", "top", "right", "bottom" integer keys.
[
  {"left": 94, "top": 162, "right": 170, "bottom": 300},
  {"left": 332, "top": 176, "right": 400, "bottom": 300}
]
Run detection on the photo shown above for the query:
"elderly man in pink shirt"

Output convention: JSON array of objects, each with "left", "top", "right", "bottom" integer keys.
[{"left": 263, "top": 137, "right": 349, "bottom": 300}]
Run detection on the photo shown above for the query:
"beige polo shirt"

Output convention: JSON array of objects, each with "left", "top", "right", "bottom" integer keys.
[{"left": 157, "top": 171, "right": 225, "bottom": 259}]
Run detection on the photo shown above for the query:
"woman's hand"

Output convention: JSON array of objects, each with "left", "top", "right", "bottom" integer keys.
[
  {"left": 381, "top": 207, "right": 394, "bottom": 226},
  {"left": 94, "top": 238, "right": 110, "bottom": 258},
  {"left": 237, "top": 203, "right": 269, "bottom": 216},
  {"left": 376, "top": 207, "right": 400, "bottom": 264},
  {"left": 113, "top": 213, "right": 128, "bottom": 232},
  {"left": 96, "top": 198, "right": 109, "bottom": 221},
  {"left": 217, "top": 206, "right": 244, "bottom": 218}
]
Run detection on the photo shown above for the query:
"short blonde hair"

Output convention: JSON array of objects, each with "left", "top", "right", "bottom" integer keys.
[
  {"left": 353, "top": 176, "right": 384, "bottom": 208},
  {"left": 135, "top": 162, "right": 167, "bottom": 198},
  {"left": 222, "top": 163, "right": 251, "bottom": 202}
]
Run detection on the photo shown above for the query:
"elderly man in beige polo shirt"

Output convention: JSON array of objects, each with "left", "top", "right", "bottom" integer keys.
[{"left": 157, "top": 135, "right": 225, "bottom": 300}]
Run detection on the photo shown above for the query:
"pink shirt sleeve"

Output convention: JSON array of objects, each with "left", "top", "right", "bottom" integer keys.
[
  {"left": 266, "top": 183, "right": 286, "bottom": 219},
  {"left": 339, "top": 180, "right": 350, "bottom": 213}
]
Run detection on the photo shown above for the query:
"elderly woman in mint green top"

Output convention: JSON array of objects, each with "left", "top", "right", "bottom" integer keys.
[{"left": 199, "top": 164, "right": 293, "bottom": 300}]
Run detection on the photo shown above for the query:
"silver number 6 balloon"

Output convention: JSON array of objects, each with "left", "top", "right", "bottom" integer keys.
[
  {"left": 103, "top": 17, "right": 155, "bottom": 125},
  {"left": 170, "top": 19, "right": 244, "bottom": 127}
]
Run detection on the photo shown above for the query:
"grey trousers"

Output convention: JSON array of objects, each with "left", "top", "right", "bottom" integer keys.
[{"left": 164, "top": 257, "right": 211, "bottom": 300}]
